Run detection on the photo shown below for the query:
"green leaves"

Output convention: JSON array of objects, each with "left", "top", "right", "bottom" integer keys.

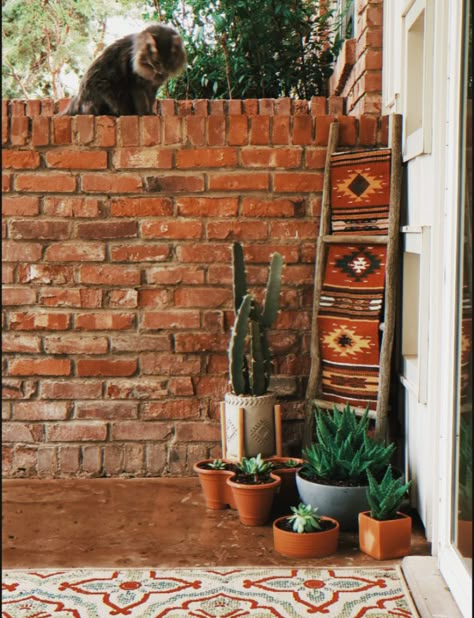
[
  {"left": 236, "top": 453, "right": 274, "bottom": 482},
  {"left": 366, "top": 466, "right": 412, "bottom": 521},
  {"left": 302, "top": 404, "right": 396, "bottom": 484},
  {"left": 287, "top": 503, "right": 322, "bottom": 533}
]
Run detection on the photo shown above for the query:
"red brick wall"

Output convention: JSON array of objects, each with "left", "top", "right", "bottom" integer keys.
[
  {"left": 2, "top": 97, "right": 388, "bottom": 478},
  {"left": 329, "top": 0, "right": 383, "bottom": 115}
]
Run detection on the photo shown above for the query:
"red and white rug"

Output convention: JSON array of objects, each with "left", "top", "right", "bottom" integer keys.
[{"left": 2, "top": 566, "right": 419, "bottom": 617}]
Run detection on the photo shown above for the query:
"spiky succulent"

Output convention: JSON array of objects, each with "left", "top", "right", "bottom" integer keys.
[
  {"left": 208, "top": 459, "right": 226, "bottom": 470},
  {"left": 301, "top": 404, "right": 395, "bottom": 484},
  {"left": 287, "top": 503, "right": 322, "bottom": 533},
  {"left": 228, "top": 242, "right": 283, "bottom": 396},
  {"left": 236, "top": 453, "right": 274, "bottom": 482},
  {"left": 366, "top": 466, "right": 412, "bottom": 520}
]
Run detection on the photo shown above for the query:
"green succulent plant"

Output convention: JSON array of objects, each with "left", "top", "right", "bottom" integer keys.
[
  {"left": 208, "top": 459, "right": 226, "bottom": 470},
  {"left": 301, "top": 403, "right": 395, "bottom": 485},
  {"left": 366, "top": 465, "right": 412, "bottom": 521},
  {"left": 287, "top": 503, "right": 322, "bottom": 533},
  {"left": 228, "top": 242, "right": 283, "bottom": 396},
  {"left": 236, "top": 453, "right": 274, "bottom": 483}
]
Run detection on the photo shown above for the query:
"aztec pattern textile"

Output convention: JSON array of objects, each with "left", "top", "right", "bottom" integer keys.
[
  {"left": 2, "top": 567, "right": 419, "bottom": 617},
  {"left": 318, "top": 244, "right": 387, "bottom": 410},
  {"left": 330, "top": 149, "right": 391, "bottom": 235}
]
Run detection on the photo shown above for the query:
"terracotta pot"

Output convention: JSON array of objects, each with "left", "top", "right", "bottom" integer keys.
[
  {"left": 224, "top": 392, "right": 276, "bottom": 459},
  {"left": 193, "top": 461, "right": 237, "bottom": 510},
  {"left": 457, "top": 519, "right": 473, "bottom": 558},
  {"left": 227, "top": 473, "right": 281, "bottom": 526},
  {"left": 273, "top": 515, "right": 339, "bottom": 558},
  {"left": 358, "top": 511, "right": 412, "bottom": 560},
  {"left": 266, "top": 457, "right": 304, "bottom": 511}
]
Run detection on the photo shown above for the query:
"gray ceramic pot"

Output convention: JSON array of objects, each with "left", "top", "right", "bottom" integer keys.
[{"left": 296, "top": 470, "right": 370, "bottom": 531}]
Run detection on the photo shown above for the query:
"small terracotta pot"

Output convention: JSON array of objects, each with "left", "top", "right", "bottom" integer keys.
[
  {"left": 273, "top": 515, "right": 339, "bottom": 558},
  {"left": 359, "top": 511, "right": 412, "bottom": 560},
  {"left": 193, "top": 461, "right": 237, "bottom": 510},
  {"left": 266, "top": 457, "right": 304, "bottom": 511},
  {"left": 227, "top": 473, "right": 281, "bottom": 526}
]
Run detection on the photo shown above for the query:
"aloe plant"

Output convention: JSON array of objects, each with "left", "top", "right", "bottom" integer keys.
[
  {"left": 287, "top": 503, "right": 322, "bottom": 533},
  {"left": 366, "top": 466, "right": 412, "bottom": 521},
  {"left": 301, "top": 404, "right": 395, "bottom": 484},
  {"left": 228, "top": 242, "right": 283, "bottom": 396}
]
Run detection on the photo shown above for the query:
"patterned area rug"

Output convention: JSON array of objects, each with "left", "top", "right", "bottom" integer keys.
[
  {"left": 2, "top": 567, "right": 419, "bottom": 617},
  {"left": 330, "top": 149, "right": 391, "bottom": 235},
  {"left": 318, "top": 243, "right": 387, "bottom": 409}
]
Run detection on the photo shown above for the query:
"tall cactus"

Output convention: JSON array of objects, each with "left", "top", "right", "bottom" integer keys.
[{"left": 228, "top": 242, "right": 283, "bottom": 396}]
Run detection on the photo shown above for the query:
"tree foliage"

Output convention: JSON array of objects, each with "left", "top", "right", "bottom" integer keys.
[{"left": 145, "top": 0, "right": 347, "bottom": 99}]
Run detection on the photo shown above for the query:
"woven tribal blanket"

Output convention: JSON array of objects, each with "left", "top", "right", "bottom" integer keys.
[
  {"left": 318, "top": 244, "right": 387, "bottom": 409},
  {"left": 330, "top": 149, "right": 391, "bottom": 235},
  {"left": 2, "top": 566, "right": 420, "bottom": 617}
]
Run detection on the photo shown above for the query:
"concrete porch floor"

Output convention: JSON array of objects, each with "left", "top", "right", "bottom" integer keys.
[{"left": 2, "top": 477, "right": 431, "bottom": 569}]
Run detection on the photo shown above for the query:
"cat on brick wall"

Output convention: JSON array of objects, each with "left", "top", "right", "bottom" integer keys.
[{"left": 61, "top": 23, "right": 186, "bottom": 116}]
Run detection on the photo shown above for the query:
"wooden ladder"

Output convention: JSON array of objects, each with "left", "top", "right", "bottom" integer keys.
[{"left": 304, "top": 114, "right": 403, "bottom": 443}]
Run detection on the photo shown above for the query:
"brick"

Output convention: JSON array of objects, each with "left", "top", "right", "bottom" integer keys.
[
  {"left": 242, "top": 196, "right": 301, "bottom": 218},
  {"left": 77, "top": 359, "right": 137, "bottom": 377},
  {"left": 75, "top": 312, "right": 135, "bottom": 330},
  {"left": 208, "top": 173, "right": 269, "bottom": 191},
  {"left": 31, "top": 117, "right": 50, "bottom": 146},
  {"left": 43, "top": 197, "right": 101, "bottom": 217},
  {"left": 47, "top": 422, "right": 107, "bottom": 442},
  {"left": 3, "top": 422, "right": 43, "bottom": 443},
  {"left": 359, "top": 115, "right": 377, "bottom": 145},
  {"left": 44, "top": 335, "right": 108, "bottom": 354},
  {"left": 146, "top": 266, "right": 205, "bottom": 285},
  {"left": 2, "top": 173, "right": 12, "bottom": 192},
  {"left": 142, "top": 400, "right": 200, "bottom": 420},
  {"left": 142, "top": 310, "right": 201, "bottom": 329},
  {"left": 210, "top": 100, "right": 225, "bottom": 115},
  {"left": 45, "top": 242, "right": 105, "bottom": 262},
  {"left": 103, "top": 445, "right": 123, "bottom": 475},
  {"left": 105, "top": 378, "right": 167, "bottom": 399},
  {"left": 259, "top": 99, "right": 275, "bottom": 115},
  {"left": 17, "top": 264, "right": 74, "bottom": 285},
  {"left": 143, "top": 174, "right": 204, "bottom": 192},
  {"left": 14, "top": 401, "right": 70, "bottom": 421},
  {"left": 59, "top": 446, "right": 81, "bottom": 475},
  {"left": 163, "top": 116, "right": 182, "bottom": 144},
  {"left": 207, "top": 220, "right": 268, "bottom": 240},
  {"left": 81, "top": 173, "right": 142, "bottom": 193},
  {"left": 194, "top": 375, "right": 228, "bottom": 397},
  {"left": 81, "top": 445, "right": 102, "bottom": 475},
  {"left": 9, "top": 358, "right": 71, "bottom": 376},
  {"left": 168, "top": 377, "right": 194, "bottom": 396},
  {"left": 176, "top": 243, "right": 230, "bottom": 263},
  {"left": 117, "top": 116, "right": 139, "bottom": 146},
  {"left": 111, "top": 335, "right": 171, "bottom": 353},
  {"left": 95, "top": 116, "right": 116, "bottom": 147},
  {"left": 176, "top": 148, "right": 237, "bottom": 168},
  {"left": 40, "top": 381, "right": 103, "bottom": 399},
  {"left": 275, "top": 98, "right": 291, "bottom": 115},
  {"left": 310, "top": 97, "right": 327, "bottom": 115},
  {"left": 193, "top": 100, "right": 209, "bottom": 115},
  {"left": 45, "top": 150, "right": 107, "bottom": 169},
  {"left": 75, "top": 401, "right": 137, "bottom": 419},
  {"left": 2, "top": 379, "right": 36, "bottom": 400},
  {"left": 176, "top": 197, "right": 238, "bottom": 217},
  {"left": 2, "top": 287, "right": 36, "bottom": 305},
  {"left": 305, "top": 148, "right": 327, "bottom": 169},
  {"left": 106, "top": 289, "right": 138, "bottom": 308},
  {"left": 140, "top": 353, "right": 200, "bottom": 376},
  {"left": 9, "top": 312, "right": 70, "bottom": 331},
  {"left": 140, "top": 116, "right": 161, "bottom": 146},
  {"left": 141, "top": 219, "right": 202, "bottom": 239},
  {"left": 315, "top": 116, "right": 335, "bottom": 145},
  {"left": 240, "top": 148, "right": 301, "bottom": 168},
  {"left": 185, "top": 116, "right": 206, "bottom": 146},
  {"left": 145, "top": 444, "right": 167, "bottom": 475},
  {"left": 76, "top": 220, "right": 137, "bottom": 239},
  {"left": 113, "top": 148, "right": 173, "bottom": 169},
  {"left": 2, "top": 116, "right": 9, "bottom": 145},
  {"left": 123, "top": 444, "right": 145, "bottom": 474},
  {"left": 2, "top": 196, "right": 40, "bottom": 216},
  {"left": 37, "top": 446, "right": 57, "bottom": 477},
  {"left": 138, "top": 289, "right": 171, "bottom": 308},
  {"left": 273, "top": 172, "right": 323, "bottom": 192},
  {"left": 25, "top": 100, "right": 41, "bottom": 116},
  {"left": 175, "top": 422, "right": 221, "bottom": 442},
  {"left": 111, "top": 421, "right": 173, "bottom": 441},
  {"left": 52, "top": 116, "right": 72, "bottom": 144},
  {"left": 174, "top": 333, "right": 228, "bottom": 353},
  {"left": 228, "top": 116, "right": 248, "bottom": 145},
  {"left": 2, "top": 150, "right": 40, "bottom": 169},
  {"left": 78, "top": 265, "right": 140, "bottom": 285},
  {"left": 110, "top": 197, "right": 173, "bottom": 217},
  {"left": 174, "top": 288, "right": 231, "bottom": 310},
  {"left": 292, "top": 115, "right": 313, "bottom": 144},
  {"left": 10, "top": 220, "right": 71, "bottom": 240},
  {"left": 160, "top": 99, "right": 176, "bottom": 115},
  {"left": 250, "top": 116, "right": 270, "bottom": 144},
  {"left": 110, "top": 243, "right": 170, "bottom": 262},
  {"left": 12, "top": 446, "right": 38, "bottom": 476},
  {"left": 272, "top": 116, "right": 291, "bottom": 144},
  {"left": 2, "top": 333, "right": 42, "bottom": 353},
  {"left": 328, "top": 96, "right": 345, "bottom": 114},
  {"left": 271, "top": 221, "right": 318, "bottom": 240},
  {"left": 208, "top": 116, "right": 225, "bottom": 146},
  {"left": 15, "top": 173, "right": 76, "bottom": 193},
  {"left": 10, "top": 116, "right": 29, "bottom": 145},
  {"left": 74, "top": 115, "right": 95, "bottom": 144}
]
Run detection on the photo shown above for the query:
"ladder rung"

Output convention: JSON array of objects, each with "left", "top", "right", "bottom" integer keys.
[
  {"left": 312, "top": 399, "right": 377, "bottom": 419},
  {"left": 322, "top": 234, "right": 389, "bottom": 244}
]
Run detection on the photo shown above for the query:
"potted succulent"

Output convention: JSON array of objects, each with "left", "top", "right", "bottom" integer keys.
[
  {"left": 359, "top": 465, "right": 413, "bottom": 560},
  {"left": 223, "top": 241, "right": 283, "bottom": 460},
  {"left": 266, "top": 456, "right": 305, "bottom": 512},
  {"left": 193, "top": 458, "right": 238, "bottom": 510},
  {"left": 273, "top": 502, "right": 339, "bottom": 558},
  {"left": 226, "top": 454, "right": 281, "bottom": 526},
  {"left": 296, "top": 403, "right": 395, "bottom": 530}
]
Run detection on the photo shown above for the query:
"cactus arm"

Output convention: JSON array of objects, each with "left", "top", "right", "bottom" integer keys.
[
  {"left": 250, "top": 320, "right": 266, "bottom": 395},
  {"left": 262, "top": 252, "right": 283, "bottom": 327},
  {"left": 228, "top": 293, "right": 252, "bottom": 395},
  {"left": 232, "top": 242, "right": 248, "bottom": 313}
]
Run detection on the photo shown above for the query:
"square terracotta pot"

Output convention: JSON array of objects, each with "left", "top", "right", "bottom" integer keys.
[{"left": 359, "top": 511, "right": 412, "bottom": 560}]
